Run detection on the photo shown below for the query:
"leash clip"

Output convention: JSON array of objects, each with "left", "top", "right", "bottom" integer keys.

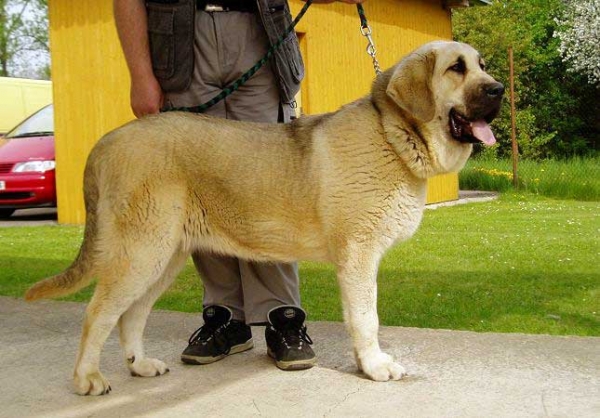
[
  {"left": 357, "top": 5, "right": 382, "bottom": 76},
  {"left": 360, "top": 25, "right": 372, "bottom": 37},
  {"left": 360, "top": 24, "right": 382, "bottom": 75}
]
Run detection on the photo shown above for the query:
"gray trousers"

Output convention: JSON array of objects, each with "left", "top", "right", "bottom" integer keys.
[{"left": 164, "top": 10, "right": 300, "bottom": 324}]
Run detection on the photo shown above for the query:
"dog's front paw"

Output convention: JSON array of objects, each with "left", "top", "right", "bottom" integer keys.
[
  {"left": 74, "top": 371, "right": 112, "bottom": 396},
  {"left": 360, "top": 352, "right": 406, "bottom": 382},
  {"left": 128, "top": 358, "right": 170, "bottom": 377}
]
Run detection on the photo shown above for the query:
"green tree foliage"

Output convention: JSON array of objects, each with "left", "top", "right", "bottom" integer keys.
[
  {"left": 0, "top": 0, "right": 49, "bottom": 79},
  {"left": 453, "top": 0, "right": 599, "bottom": 159}
]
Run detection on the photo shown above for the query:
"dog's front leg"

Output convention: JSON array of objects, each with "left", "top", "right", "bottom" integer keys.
[{"left": 336, "top": 250, "right": 406, "bottom": 381}]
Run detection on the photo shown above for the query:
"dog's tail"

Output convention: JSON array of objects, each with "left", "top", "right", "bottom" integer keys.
[
  {"left": 24, "top": 251, "right": 95, "bottom": 301},
  {"left": 25, "top": 164, "right": 99, "bottom": 301}
]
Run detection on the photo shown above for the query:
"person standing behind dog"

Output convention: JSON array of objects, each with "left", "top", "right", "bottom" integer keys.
[{"left": 114, "top": 0, "right": 365, "bottom": 371}]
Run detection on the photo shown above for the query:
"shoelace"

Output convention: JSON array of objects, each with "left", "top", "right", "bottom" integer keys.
[
  {"left": 188, "top": 322, "right": 232, "bottom": 355},
  {"left": 280, "top": 325, "right": 313, "bottom": 347}
]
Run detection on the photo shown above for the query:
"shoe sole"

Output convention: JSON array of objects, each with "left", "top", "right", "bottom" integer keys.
[
  {"left": 181, "top": 340, "right": 254, "bottom": 365},
  {"left": 267, "top": 348, "right": 317, "bottom": 371}
]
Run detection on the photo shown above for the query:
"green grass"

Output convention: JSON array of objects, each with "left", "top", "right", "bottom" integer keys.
[
  {"left": 1, "top": 193, "right": 598, "bottom": 336},
  {"left": 460, "top": 156, "right": 600, "bottom": 201}
]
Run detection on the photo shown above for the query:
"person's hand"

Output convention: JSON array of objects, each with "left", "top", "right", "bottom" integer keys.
[
  {"left": 306, "top": 0, "right": 365, "bottom": 4},
  {"left": 130, "top": 74, "right": 164, "bottom": 118}
]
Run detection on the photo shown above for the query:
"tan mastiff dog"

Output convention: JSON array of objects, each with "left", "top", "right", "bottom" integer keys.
[{"left": 26, "top": 41, "right": 504, "bottom": 395}]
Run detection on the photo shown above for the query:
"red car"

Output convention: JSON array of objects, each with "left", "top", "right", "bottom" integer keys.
[{"left": 0, "top": 104, "right": 56, "bottom": 218}]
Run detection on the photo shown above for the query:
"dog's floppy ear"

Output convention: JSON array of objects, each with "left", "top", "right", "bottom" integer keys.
[{"left": 386, "top": 49, "right": 436, "bottom": 122}]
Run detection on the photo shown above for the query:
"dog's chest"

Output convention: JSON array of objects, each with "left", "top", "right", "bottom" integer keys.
[{"left": 381, "top": 187, "right": 426, "bottom": 243}]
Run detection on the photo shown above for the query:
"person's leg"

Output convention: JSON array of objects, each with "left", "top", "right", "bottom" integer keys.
[
  {"left": 239, "top": 262, "right": 301, "bottom": 325},
  {"left": 192, "top": 253, "right": 244, "bottom": 320}
]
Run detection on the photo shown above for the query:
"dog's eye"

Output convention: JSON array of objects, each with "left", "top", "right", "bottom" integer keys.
[
  {"left": 479, "top": 62, "right": 486, "bottom": 71},
  {"left": 450, "top": 60, "right": 466, "bottom": 74}
]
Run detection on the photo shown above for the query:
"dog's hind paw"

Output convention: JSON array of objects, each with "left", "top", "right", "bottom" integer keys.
[
  {"left": 361, "top": 352, "right": 406, "bottom": 382},
  {"left": 74, "top": 371, "right": 112, "bottom": 396},
  {"left": 128, "top": 358, "right": 170, "bottom": 377}
]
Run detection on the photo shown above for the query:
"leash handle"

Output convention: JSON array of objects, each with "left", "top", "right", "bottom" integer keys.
[{"left": 357, "top": 4, "right": 382, "bottom": 76}]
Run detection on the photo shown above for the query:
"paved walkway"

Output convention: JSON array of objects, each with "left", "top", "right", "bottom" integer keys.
[
  {"left": 1, "top": 296, "right": 598, "bottom": 418},
  {"left": 0, "top": 208, "right": 57, "bottom": 227}
]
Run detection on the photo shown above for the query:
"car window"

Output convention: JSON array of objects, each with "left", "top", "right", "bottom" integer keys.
[{"left": 5, "top": 104, "right": 54, "bottom": 139}]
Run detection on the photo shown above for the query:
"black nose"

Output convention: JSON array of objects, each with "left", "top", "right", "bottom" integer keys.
[{"left": 486, "top": 82, "right": 505, "bottom": 98}]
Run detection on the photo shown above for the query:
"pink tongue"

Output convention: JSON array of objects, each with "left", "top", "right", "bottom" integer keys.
[{"left": 471, "top": 120, "right": 496, "bottom": 146}]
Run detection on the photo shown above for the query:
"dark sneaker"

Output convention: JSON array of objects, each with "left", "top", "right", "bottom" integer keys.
[
  {"left": 265, "top": 306, "right": 316, "bottom": 370},
  {"left": 181, "top": 305, "right": 253, "bottom": 365}
]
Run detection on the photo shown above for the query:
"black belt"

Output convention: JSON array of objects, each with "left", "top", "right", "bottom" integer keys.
[{"left": 197, "top": 0, "right": 257, "bottom": 12}]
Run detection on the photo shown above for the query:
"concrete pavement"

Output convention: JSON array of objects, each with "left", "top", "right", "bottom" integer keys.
[
  {"left": 1, "top": 296, "right": 598, "bottom": 418},
  {"left": 0, "top": 208, "right": 57, "bottom": 227}
]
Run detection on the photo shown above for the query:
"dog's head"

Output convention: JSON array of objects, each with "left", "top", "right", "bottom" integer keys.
[{"left": 378, "top": 41, "right": 504, "bottom": 175}]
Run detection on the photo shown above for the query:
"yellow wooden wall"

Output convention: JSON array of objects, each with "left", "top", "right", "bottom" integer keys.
[
  {"left": 49, "top": 1, "right": 134, "bottom": 224},
  {"left": 50, "top": 0, "right": 457, "bottom": 224}
]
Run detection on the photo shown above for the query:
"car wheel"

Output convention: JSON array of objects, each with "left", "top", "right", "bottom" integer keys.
[{"left": 0, "top": 209, "right": 15, "bottom": 218}]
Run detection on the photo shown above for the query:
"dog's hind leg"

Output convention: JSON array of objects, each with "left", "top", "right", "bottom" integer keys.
[
  {"left": 336, "top": 246, "right": 406, "bottom": 382},
  {"left": 73, "top": 232, "right": 183, "bottom": 395},
  {"left": 118, "top": 249, "right": 188, "bottom": 378}
]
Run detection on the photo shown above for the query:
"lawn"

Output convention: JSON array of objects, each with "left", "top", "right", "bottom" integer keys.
[
  {"left": 1, "top": 193, "right": 598, "bottom": 336},
  {"left": 460, "top": 156, "right": 600, "bottom": 201}
]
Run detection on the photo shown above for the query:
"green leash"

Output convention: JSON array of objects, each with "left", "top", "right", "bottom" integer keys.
[{"left": 163, "top": 1, "right": 379, "bottom": 114}]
